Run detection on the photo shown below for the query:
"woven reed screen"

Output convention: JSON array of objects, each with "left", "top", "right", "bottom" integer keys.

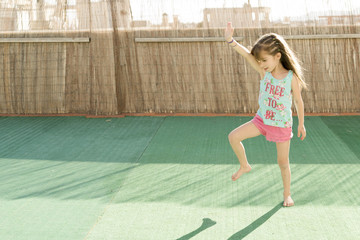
[{"left": 0, "top": 0, "right": 359, "bottom": 114}]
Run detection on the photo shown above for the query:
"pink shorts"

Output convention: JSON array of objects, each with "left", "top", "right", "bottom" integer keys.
[{"left": 251, "top": 114, "right": 293, "bottom": 142}]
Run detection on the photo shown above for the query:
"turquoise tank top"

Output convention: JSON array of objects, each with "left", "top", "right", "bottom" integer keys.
[{"left": 257, "top": 70, "right": 293, "bottom": 128}]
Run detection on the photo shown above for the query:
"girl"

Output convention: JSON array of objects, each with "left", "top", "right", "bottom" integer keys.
[{"left": 225, "top": 22, "right": 307, "bottom": 207}]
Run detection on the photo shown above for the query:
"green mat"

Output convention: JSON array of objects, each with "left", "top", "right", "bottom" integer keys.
[{"left": 0, "top": 116, "right": 359, "bottom": 239}]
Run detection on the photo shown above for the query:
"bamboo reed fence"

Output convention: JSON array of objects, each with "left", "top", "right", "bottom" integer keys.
[{"left": 0, "top": 26, "right": 359, "bottom": 115}]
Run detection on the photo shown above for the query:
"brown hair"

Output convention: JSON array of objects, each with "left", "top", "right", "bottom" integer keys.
[{"left": 251, "top": 33, "right": 307, "bottom": 90}]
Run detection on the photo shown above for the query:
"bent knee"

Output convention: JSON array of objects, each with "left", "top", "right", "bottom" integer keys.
[
  {"left": 228, "top": 132, "right": 237, "bottom": 143},
  {"left": 228, "top": 131, "right": 243, "bottom": 143}
]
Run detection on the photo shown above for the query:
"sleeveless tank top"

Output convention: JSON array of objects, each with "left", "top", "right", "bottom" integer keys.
[{"left": 257, "top": 70, "right": 293, "bottom": 128}]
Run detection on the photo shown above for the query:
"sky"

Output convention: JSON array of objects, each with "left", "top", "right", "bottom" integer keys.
[{"left": 129, "top": 0, "right": 360, "bottom": 24}]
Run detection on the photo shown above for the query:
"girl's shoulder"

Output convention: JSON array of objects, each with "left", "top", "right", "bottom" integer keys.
[{"left": 286, "top": 70, "right": 294, "bottom": 80}]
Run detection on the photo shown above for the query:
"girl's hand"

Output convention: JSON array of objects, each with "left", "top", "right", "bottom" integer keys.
[
  {"left": 225, "top": 22, "right": 234, "bottom": 42},
  {"left": 298, "top": 125, "right": 306, "bottom": 141}
]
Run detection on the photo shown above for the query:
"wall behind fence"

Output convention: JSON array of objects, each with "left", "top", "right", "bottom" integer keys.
[{"left": 0, "top": 26, "right": 359, "bottom": 115}]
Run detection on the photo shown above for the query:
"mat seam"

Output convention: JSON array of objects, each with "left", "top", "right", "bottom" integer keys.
[{"left": 134, "top": 116, "right": 166, "bottom": 164}]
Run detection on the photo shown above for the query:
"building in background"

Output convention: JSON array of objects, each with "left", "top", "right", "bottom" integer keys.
[
  {"left": 0, "top": 0, "right": 132, "bottom": 31},
  {"left": 318, "top": 15, "right": 360, "bottom": 25},
  {"left": 131, "top": 20, "right": 150, "bottom": 28},
  {"left": 0, "top": 0, "right": 81, "bottom": 31},
  {"left": 2, "top": 1, "right": 360, "bottom": 31},
  {"left": 203, "top": 3, "right": 270, "bottom": 28},
  {"left": 136, "top": 13, "right": 183, "bottom": 29},
  {"left": 0, "top": 2, "right": 17, "bottom": 31}
]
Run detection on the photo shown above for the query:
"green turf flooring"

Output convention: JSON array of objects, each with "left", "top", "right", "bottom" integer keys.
[{"left": 0, "top": 116, "right": 359, "bottom": 239}]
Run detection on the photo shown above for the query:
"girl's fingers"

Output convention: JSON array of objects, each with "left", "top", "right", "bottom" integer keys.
[
  {"left": 225, "top": 22, "right": 233, "bottom": 40},
  {"left": 299, "top": 130, "right": 306, "bottom": 141},
  {"left": 227, "top": 22, "right": 233, "bottom": 31},
  {"left": 302, "top": 131, "right": 306, "bottom": 140},
  {"left": 298, "top": 127, "right": 306, "bottom": 141}
]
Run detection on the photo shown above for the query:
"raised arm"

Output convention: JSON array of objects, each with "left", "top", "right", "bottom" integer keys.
[{"left": 225, "top": 22, "right": 265, "bottom": 79}]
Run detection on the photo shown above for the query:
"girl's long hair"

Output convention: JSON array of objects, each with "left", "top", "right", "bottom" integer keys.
[{"left": 251, "top": 33, "right": 307, "bottom": 90}]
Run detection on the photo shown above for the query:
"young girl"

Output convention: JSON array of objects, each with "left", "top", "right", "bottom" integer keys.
[{"left": 225, "top": 22, "right": 307, "bottom": 207}]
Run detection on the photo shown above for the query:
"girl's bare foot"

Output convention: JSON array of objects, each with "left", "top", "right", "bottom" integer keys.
[
  {"left": 283, "top": 195, "right": 294, "bottom": 207},
  {"left": 231, "top": 165, "right": 252, "bottom": 181}
]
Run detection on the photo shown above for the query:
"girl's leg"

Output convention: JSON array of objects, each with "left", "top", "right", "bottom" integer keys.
[
  {"left": 276, "top": 140, "right": 294, "bottom": 207},
  {"left": 228, "top": 121, "right": 261, "bottom": 181}
]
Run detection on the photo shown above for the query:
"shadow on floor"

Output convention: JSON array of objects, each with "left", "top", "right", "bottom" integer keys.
[
  {"left": 227, "top": 202, "right": 283, "bottom": 240},
  {"left": 176, "top": 218, "right": 216, "bottom": 240}
]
